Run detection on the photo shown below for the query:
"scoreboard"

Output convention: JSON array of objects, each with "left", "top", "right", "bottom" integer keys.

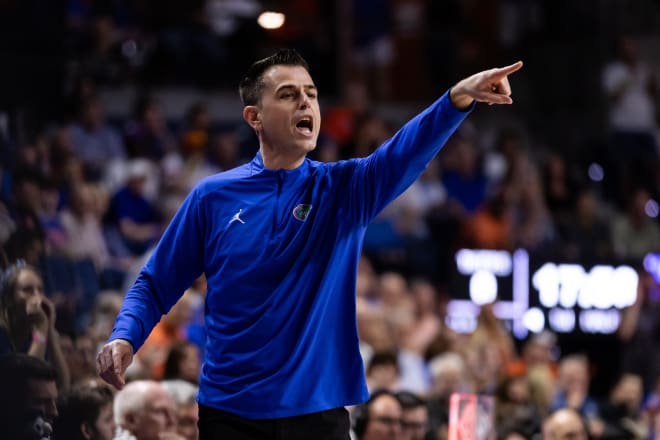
[{"left": 447, "top": 248, "right": 639, "bottom": 338}]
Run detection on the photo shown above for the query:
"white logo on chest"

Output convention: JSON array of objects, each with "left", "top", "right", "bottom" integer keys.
[{"left": 228, "top": 209, "right": 246, "bottom": 225}]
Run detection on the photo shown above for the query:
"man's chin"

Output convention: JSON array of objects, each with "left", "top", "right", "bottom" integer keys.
[{"left": 301, "top": 141, "right": 317, "bottom": 153}]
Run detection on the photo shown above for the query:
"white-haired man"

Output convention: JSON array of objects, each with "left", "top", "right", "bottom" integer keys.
[
  {"left": 161, "top": 379, "right": 199, "bottom": 440},
  {"left": 113, "top": 380, "right": 181, "bottom": 440}
]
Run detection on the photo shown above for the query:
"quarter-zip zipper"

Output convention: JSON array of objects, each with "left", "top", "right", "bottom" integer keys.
[{"left": 270, "top": 170, "right": 285, "bottom": 237}]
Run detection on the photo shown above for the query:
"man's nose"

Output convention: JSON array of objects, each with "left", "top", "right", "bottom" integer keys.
[
  {"left": 298, "top": 92, "right": 310, "bottom": 108},
  {"left": 166, "top": 410, "right": 177, "bottom": 428},
  {"left": 46, "top": 399, "right": 58, "bottom": 421}
]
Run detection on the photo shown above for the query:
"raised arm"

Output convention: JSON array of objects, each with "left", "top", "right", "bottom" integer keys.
[{"left": 343, "top": 61, "right": 523, "bottom": 224}]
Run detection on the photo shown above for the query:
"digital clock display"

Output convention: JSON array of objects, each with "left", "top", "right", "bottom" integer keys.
[{"left": 447, "top": 249, "right": 639, "bottom": 338}]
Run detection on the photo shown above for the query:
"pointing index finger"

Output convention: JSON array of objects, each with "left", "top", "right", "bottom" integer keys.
[{"left": 491, "top": 61, "right": 524, "bottom": 79}]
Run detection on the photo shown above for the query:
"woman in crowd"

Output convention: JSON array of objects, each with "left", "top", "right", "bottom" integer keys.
[{"left": 0, "top": 261, "right": 70, "bottom": 387}]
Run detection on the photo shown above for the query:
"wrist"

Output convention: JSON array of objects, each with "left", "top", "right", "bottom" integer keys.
[{"left": 449, "top": 86, "right": 474, "bottom": 111}]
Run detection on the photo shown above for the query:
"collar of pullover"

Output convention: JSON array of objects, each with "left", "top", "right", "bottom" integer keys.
[{"left": 250, "top": 151, "right": 311, "bottom": 179}]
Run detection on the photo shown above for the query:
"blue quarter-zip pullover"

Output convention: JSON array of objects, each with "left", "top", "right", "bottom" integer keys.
[{"left": 110, "top": 90, "right": 472, "bottom": 418}]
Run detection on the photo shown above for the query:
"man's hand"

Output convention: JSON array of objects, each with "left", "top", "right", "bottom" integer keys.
[
  {"left": 450, "top": 61, "right": 524, "bottom": 110},
  {"left": 97, "top": 339, "right": 134, "bottom": 390}
]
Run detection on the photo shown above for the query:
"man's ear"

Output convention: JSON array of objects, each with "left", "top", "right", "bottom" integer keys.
[
  {"left": 81, "top": 421, "right": 93, "bottom": 440},
  {"left": 243, "top": 106, "right": 261, "bottom": 131},
  {"left": 124, "top": 411, "right": 137, "bottom": 431}
]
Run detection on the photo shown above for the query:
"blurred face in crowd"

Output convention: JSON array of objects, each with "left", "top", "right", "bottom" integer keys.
[
  {"left": 559, "top": 358, "right": 589, "bottom": 395},
  {"left": 13, "top": 268, "right": 45, "bottom": 322},
  {"left": 362, "top": 394, "right": 402, "bottom": 440},
  {"left": 71, "top": 184, "right": 96, "bottom": 218},
  {"left": 87, "top": 401, "right": 115, "bottom": 440},
  {"left": 178, "top": 344, "right": 201, "bottom": 384},
  {"left": 123, "top": 386, "right": 177, "bottom": 440},
  {"left": 175, "top": 402, "right": 199, "bottom": 440},
  {"left": 543, "top": 409, "right": 587, "bottom": 440},
  {"left": 611, "top": 373, "right": 643, "bottom": 416},
  {"left": 26, "top": 378, "right": 58, "bottom": 424},
  {"left": 401, "top": 405, "right": 428, "bottom": 440},
  {"left": 82, "top": 99, "right": 105, "bottom": 129},
  {"left": 432, "top": 366, "right": 464, "bottom": 397}
]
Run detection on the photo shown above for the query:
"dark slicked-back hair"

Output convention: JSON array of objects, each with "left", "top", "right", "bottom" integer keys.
[{"left": 239, "top": 48, "right": 310, "bottom": 106}]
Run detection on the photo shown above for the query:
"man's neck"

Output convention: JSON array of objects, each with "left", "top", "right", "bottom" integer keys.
[{"left": 259, "top": 147, "right": 305, "bottom": 170}]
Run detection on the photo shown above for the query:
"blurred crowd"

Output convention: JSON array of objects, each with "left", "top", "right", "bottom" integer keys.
[{"left": 1, "top": 0, "right": 660, "bottom": 439}]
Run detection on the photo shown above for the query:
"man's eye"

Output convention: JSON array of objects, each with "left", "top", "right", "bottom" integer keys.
[
  {"left": 281, "top": 93, "right": 294, "bottom": 99},
  {"left": 307, "top": 93, "right": 317, "bottom": 99}
]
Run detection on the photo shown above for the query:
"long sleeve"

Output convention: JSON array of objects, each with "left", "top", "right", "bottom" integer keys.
[
  {"left": 109, "top": 187, "right": 206, "bottom": 351},
  {"left": 344, "top": 90, "right": 473, "bottom": 225}
]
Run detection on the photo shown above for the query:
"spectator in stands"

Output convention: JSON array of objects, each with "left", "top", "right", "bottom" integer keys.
[
  {"left": 0, "top": 198, "right": 16, "bottom": 247},
  {"left": 345, "top": 112, "right": 393, "bottom": 159},
  {"left": 0, "top": 353, "right": 59, "bottom": 440},
  {"left": 8, "top": 170, "right": 44, "bottom": 233},
  {"left": 163, "top": 340, "right": 201, "bottom": 385},
  {"left": 441, "top": 135, "right": 489, "bottom": 215},
  {"left": 351, "top": 389, "right": 403, "bottom": 440},
  {"left": 70, "top": 96, "right": 126, "bottom": 180},
  {"left": 611, "top": 187, "right": 660, "bottom": 261},
  {"left": 511, "top": 159, "right": 557, "bottom": 254},
  {"left": 106, "top": 159, "right": 162, "bottom": 256},
  {"left": 494, "top": 374, "right": 542, "bottom": 439},
  {"left": 161, "top": 379, "right": 199, "bottom": 440},
  {"left": 60, "top": 182, "right": 111, "bottom": 269},
  {"left": 207, "top": 126, "right": 243, "bottom": 171},
  {"left": 356, "top": 294, "right": 396, "bottom": 367},
  {"left": 393, "top": 278, "right": 442, "bottom": 393},
  {"left": 113, "top": 380, "right": 180, "bottom": 440},
  {"left": 507, "top": 330, "right": 559, "bottom": 378},
  {"left": 599, "top": 372, "right": 648, "bottom": 439},
  {"left": 366, "top": 350, "right": 401, "bottom": 393},
  {"left": 0, "top": 262, "right": 70, "bottom": 387},
  {"left": 320, "top": 80, "right": 370, "bottom": 152},
  {"left": 527, "top": 364, "right": 557, "bottom": 420},
  {"left": 542, "top": 407, "right": 588, "bottom": 440},
  {"left": 560, "top": 187, "right": 613, "bottom": 261},
  {"left": 350, "top": 0, "right": 395, "bottom": 101},
  {"left": 87, "top": 290, "right": 124, "bottom": 349},
  {"left": 3, "top": 226, "right": 46, "bottom": 267},
  {"left": 427, "top": 352, "right": 472, "bottom": 436},
  {"left": 542, "top": 152, "right": 579, "bottom": 233},
  {"left": 38, "top": 179, "right": 68, "bottom": 255},
  {"left": 160, "top": 102, "right": 220, "bottom": 199},
  {"left": 60, "top": 331, "right": 99, "bottom": 385},
  {"left": 53, "top": 381, "right": 115, "bottom": 440},
  {"left": 124, "top": 95, "right": 176, "bottom": 161},
  {"left": 550, "top": 354, "right": 603, "bottom": 437},
  {"left": 618, "top": 268, "right": 660, "bottom": 393},
  {"left": 602, "top": 35, "right": 659, "bottom": 206},
  {"left": 396, "top": 390, "right": 429, "bottom": 440},
  {"left": 179, "top": 102, "right": 212, "bottom": 158},
  {"left": 135, "top": 290, "right": 194, "bottom": 380},
  {"left": 464, "top": 303, "right": 516, "bottom": 393},
  {"left": 459, "top": 184, "right": 514, "bottom": 250}
]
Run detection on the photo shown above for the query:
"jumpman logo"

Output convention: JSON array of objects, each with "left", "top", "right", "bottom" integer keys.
[{"left": 228, "top": 209, "right": 246, "bottom": 225}]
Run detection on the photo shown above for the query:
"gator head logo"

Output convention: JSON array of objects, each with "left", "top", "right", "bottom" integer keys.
[{"left": 292, "top": 204, "right": 312, "bottom": 221}]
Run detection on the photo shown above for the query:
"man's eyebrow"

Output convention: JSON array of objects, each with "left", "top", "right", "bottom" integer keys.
[{"left": 275, "top": 84, "right": 317, "bottom": 93}]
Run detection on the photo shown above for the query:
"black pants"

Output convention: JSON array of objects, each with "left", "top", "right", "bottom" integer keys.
[{"left": 198, "top": 404, "right": 351, "bottom": 440}]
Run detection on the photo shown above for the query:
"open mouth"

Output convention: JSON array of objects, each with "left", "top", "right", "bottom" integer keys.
[{"left": 295, "top": 117, "right": 314, "bottom": 135}]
